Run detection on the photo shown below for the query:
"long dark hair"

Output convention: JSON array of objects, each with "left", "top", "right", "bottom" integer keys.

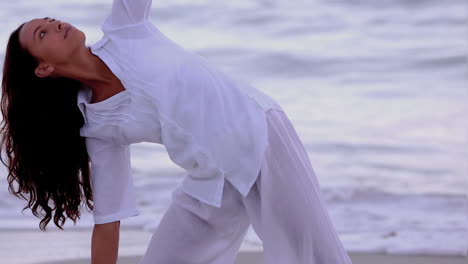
[{"left": 0, "top": 23, "right": 93, "bottom": 231}]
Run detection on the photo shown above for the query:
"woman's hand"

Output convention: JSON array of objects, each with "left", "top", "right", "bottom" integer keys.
[{"left": 91, "top": 221, "right": 121, "bottom": 264}]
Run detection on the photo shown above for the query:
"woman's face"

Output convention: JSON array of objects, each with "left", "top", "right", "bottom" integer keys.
[{"left": 18, "top": 17, "right": 86, "bottom": 77}]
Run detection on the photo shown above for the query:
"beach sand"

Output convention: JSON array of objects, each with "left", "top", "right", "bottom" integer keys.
[
  {"left": 40, "top": 253, "right": 468, "bottom": 264},
  {"left": 0, "top": 229, "right": 466, "bottom": 264}
]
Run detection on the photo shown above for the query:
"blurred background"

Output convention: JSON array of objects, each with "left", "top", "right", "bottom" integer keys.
[{"left": 0, "top": 0, "right": 466, "bottom": 258}]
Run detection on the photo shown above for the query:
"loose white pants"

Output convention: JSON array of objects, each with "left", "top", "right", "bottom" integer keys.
[{"left": 140, "top": 109, "right": 353, "bottom": 264}]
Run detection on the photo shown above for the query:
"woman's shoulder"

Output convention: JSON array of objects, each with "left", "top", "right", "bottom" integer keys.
[{"left": 77, "top": 85, "right": 131, "bottom": 126}]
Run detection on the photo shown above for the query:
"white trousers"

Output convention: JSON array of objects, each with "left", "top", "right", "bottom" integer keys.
[{"left": 140, "top": 109, "right": 353, "bottom": 264}]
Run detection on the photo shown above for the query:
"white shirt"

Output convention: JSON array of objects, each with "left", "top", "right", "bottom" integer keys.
[{"left": 78, "top": 0, "right": 283, "bottom": 224}]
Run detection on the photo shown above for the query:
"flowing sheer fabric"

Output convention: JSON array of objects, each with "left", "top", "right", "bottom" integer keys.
[{"left": 140, "top": 108, "right": 352, "bottom": 264}]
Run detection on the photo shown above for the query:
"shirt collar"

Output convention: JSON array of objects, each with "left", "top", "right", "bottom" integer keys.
[{"left": 77, "top": 85, "right": 92, "bottom": 124}]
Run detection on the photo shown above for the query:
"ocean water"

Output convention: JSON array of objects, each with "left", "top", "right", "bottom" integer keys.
[{"left": 0, "top": 0, "right": 467, "bottom": 256}]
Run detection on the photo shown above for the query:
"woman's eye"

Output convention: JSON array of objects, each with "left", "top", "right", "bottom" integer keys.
[{"left": 40, "top": 32, "right": 45, "bottom": 39}]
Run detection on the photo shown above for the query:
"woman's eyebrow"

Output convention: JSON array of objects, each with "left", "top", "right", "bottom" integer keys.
[{"left": 33, "top": 17, "right": 50, "bottom": 41}]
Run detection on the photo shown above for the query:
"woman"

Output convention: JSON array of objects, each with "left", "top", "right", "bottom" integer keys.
[{"left": 1, "top": 0, "right": 352, "bottom": 263}]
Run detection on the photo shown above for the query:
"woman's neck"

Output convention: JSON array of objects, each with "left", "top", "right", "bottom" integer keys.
[{"left": 57, "top": 46, "right": 121, "bottom": 100}]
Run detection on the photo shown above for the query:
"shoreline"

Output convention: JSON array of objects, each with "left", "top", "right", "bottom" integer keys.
[
  {"left": 39, "top": 253, "right": 468, "bottom": 264},
  {"left": 0, "top": 229, "right": 466, "bottom": 264},
  {"left": 36, "top": 252, "right": 468, "bottom": 264}
]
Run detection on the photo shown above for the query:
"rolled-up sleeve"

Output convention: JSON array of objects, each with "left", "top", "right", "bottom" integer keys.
[{"left": 86, "top": 137, "right": 140, "bottom": 224}]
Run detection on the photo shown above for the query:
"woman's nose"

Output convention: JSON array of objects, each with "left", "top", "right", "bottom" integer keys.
[{"left": 50, "top": 20, "right": 62, "bottom": 31}]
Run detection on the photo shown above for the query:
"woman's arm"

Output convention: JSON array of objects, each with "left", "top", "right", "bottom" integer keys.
[
  {"left": 91, "top": 221, "right": 121, "bottom": 264},
  {"left": 85, "top": 138, "right": 139, "bottom": 263},
  {"left": 106, "top": 0, "right": 153, "bottom": 27}
]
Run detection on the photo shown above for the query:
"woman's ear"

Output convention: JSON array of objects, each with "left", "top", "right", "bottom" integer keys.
[{"left": 34, "top": 63, "right": 55, "bottom": 78}]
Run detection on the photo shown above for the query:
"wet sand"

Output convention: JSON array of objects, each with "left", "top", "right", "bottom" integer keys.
[
  {"left": 0, "top": 229, "right": 466, "bottom": 264},
  {"left": 40, "top": 252, "right": 468, "bottom": 264}
]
